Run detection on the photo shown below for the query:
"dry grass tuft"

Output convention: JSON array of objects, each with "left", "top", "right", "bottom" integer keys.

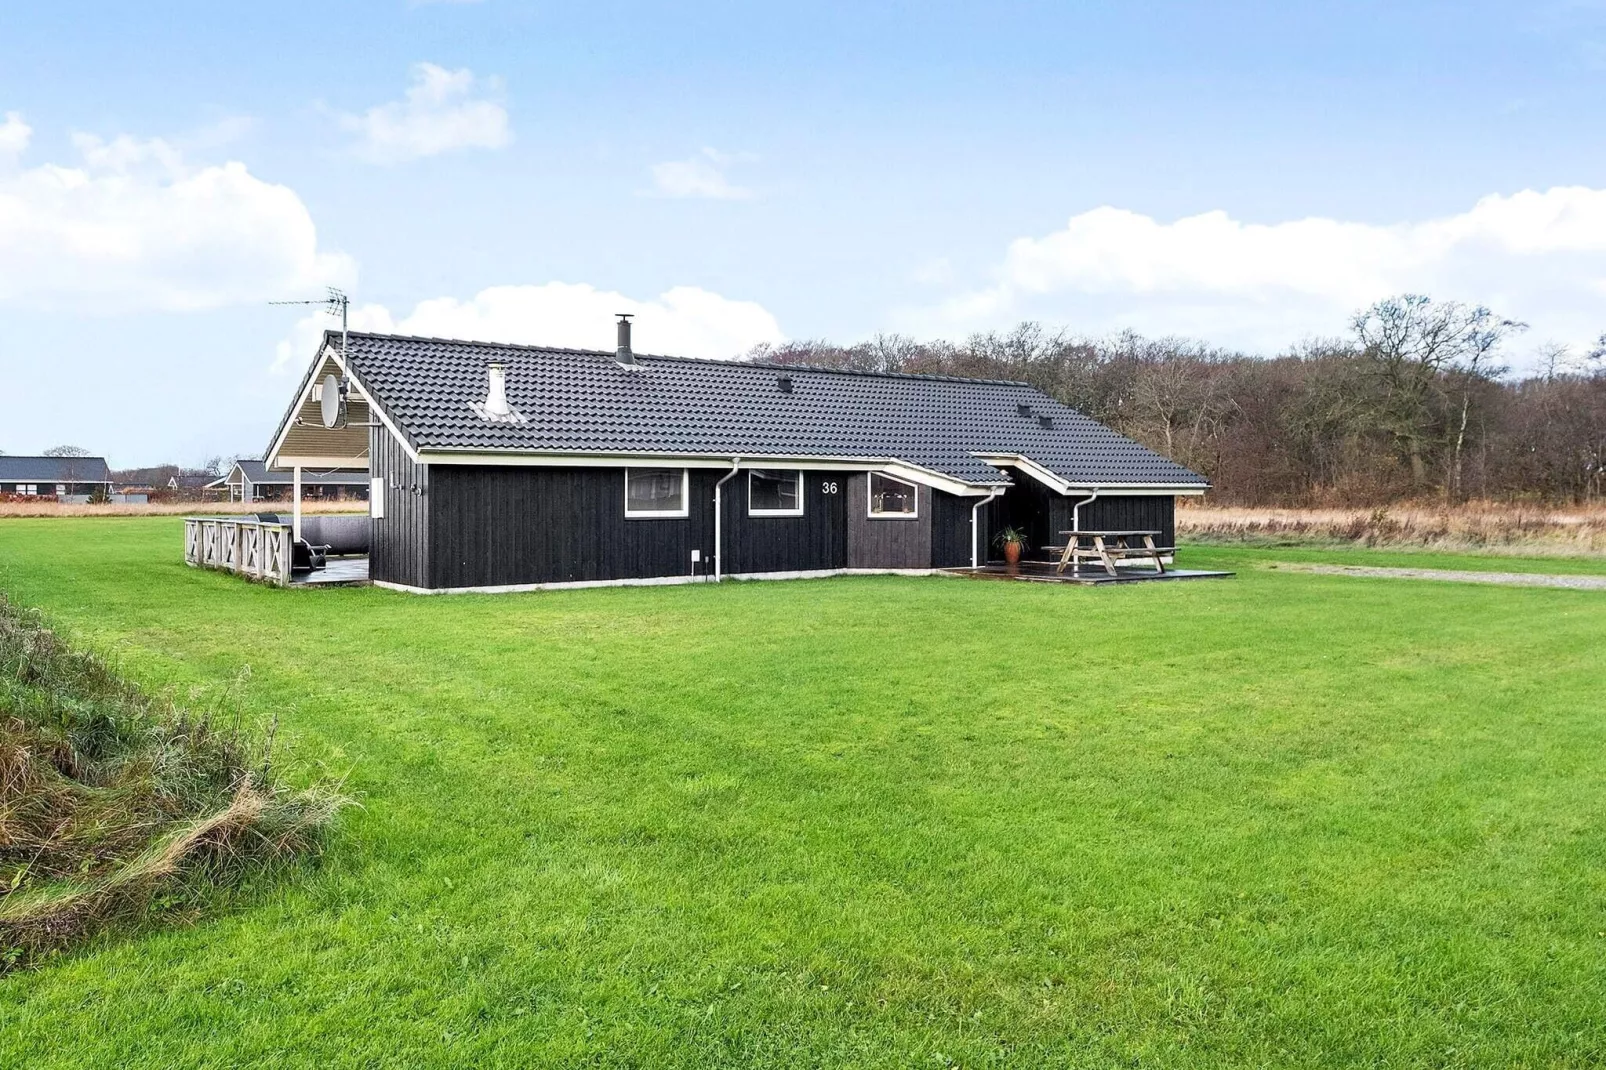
[
  {"left": 0, "top": 594, "right": 346, "bottom": 970},
  {"left": 1179, "top": 500, "right": 1606, "bottom": 556}
]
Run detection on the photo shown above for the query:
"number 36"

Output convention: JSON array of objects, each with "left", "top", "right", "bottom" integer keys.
[{"left": 821, "top": 481, "right": 839, "bottom": 494}]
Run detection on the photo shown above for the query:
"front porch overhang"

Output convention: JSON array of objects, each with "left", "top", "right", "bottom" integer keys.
[{"left": 970, "top": 452, "right": 1209, "bottom": 497}]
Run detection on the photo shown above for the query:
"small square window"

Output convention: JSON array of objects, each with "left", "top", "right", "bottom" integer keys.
[
  {"left": 625, "top": 468, "right": 689, "bottom": 518},
  {"left": 869, "top": 473, "right": 918, "bottom": 518},
  {"left": 749, "top": 469, "right": 803, "bottom": 516}
]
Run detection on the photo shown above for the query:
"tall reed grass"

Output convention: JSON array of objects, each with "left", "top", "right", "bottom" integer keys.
[
  {"left": 0, "top": 595, "right": 346, "bottom": 970},
  {"left": 1178, "top": 501, "right": 1606, "bottom": 556}
]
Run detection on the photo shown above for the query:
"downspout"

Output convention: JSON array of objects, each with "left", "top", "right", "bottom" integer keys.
[
  {"left": 713, "top": 457, "right": 741, "bottom": 581},
  {"left": 1069, "top": 486, "right": 1100, "bottom": 575},
  {"left": 971, "top": 487, "right": 1005, "bottom": 568},
  {"left": 1071, "top": 486, "right": 1101, "bottom": 531}
]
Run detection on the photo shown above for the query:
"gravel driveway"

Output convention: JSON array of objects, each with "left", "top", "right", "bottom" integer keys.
[{"left": 1280, "top": 564, "right": 1606, "bottom": 590}]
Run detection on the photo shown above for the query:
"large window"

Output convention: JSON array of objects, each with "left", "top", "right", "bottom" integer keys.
[
  {"left": 868, "top": 472, "right": 918, "bottom": 518},
  {"left": 625, "top": 468, "right": 689, "bottom": 518},
  {"left": 748, "top": 469, "right": 803, "bottom": 516}
]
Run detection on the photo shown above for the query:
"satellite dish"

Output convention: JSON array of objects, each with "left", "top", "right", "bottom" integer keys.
[{"left": 319, "top": 373, "right": 341, "bottom": 428}]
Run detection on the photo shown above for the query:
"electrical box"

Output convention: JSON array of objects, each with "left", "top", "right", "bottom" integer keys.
[{"left": 690, "top": 549, "right": 701, "bottom": 562}]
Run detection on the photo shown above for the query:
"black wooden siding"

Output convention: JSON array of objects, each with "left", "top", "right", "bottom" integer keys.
[
  {"left": 1080, "top": 496, "right": 1176, "bottom": 549},
  {"left": 844, "top": 474, "right": 934, "bottom": 569},
  {"left": 427, "top": 466, "right": 722, "bottom": 589},
  {"left": 378, "top": 458, "right": 1164, "bottom": 589},
  {"left": 720, "top": 470, "right": 850, "bottom": 575},
  {"left": 369, "top": 426, "right": 430, "bottom": 588},
  {"left": 930, "top": 490, "right": 981, "bottom": 568}
]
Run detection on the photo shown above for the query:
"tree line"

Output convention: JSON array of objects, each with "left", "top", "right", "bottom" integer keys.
[{"left": 744, "top": 295, "right": 1606, "bottom": 505}]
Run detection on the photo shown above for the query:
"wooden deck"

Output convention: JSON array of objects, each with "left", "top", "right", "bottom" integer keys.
[
  {"left": 946, "top": 562, "right": 1233, "bottom": 585},
  {"left": 291, "top": 556, "right": 370, "bottom": 586}
]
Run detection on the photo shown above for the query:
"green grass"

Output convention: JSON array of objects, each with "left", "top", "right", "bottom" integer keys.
[{"left": 0, "top": 517, "right": 1602, "bottom": 1068}]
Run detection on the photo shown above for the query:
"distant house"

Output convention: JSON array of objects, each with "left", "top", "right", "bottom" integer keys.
[
  {"left": 210, "top": 459, "right": 370, "bottom": 503},
  {"left": 0, "top": 456, "right": 114, "bottom": 500},
  {"left": 263, "top": 322, "right": 1208, "bottom": 593}
]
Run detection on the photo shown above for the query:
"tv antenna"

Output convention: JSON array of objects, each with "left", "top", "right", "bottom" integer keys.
[
  {"left": 272, "top": 287, "right": 353, "bottom": 429},
  {"left": 271, "top": 286, "right": 350, "bottom": 359}
]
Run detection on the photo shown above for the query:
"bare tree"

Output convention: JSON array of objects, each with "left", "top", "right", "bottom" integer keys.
[
  {"left": 1351, "top": 295, "right": 1521, "bottom": 492},
  {"left": 42, "top": 444, "right": 93, "bottom": 457}
]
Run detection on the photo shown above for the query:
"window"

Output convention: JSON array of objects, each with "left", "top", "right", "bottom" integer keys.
[
  {"left": 868, "top": 472, "right": 918, "bottom": 518},
  {"left": 748, "top": 469, "right": 803, "bottom": 516},
  {"left": 625, "top": 468, "right": 689, "bottom": 518}
]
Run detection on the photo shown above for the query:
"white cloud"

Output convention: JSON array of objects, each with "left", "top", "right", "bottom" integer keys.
[
  {"left": 273, "top": 282, "right": 784, "bottom": 373},
  {"left": 0, "top": 114, "right": 352, "bottom": 312},
  {"left": 923, "top": 187, "right": 1606, "bottom": 358},
  {"left": 339, "top": 63, "right": 509, "bottom": 163},
  {"left": 646, "top": 148, "right": 752, "bottom": 200},
  {"left": 0, "top": 112, "right": 30, "bottom": 161}
]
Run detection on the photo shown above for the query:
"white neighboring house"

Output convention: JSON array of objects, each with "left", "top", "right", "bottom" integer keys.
[{"left": 208, "top": 459, "right": 371, "bottom": 503}]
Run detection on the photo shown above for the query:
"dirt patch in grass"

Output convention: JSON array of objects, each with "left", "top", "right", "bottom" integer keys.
[
  {"left": 0, "top": 594, "right": 347, "bottom": 971},
  {"left": 1179, "top": 501, "right": 1606, "bottom": 556}
]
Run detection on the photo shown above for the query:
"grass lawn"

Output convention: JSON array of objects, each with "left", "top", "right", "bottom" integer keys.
[{"left": 1, "top": 518, "right": 1602, "bottom": 1068}]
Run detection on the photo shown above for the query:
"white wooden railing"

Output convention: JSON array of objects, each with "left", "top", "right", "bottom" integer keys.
[{"left": 184, "top": 516, "right": 292, "bottom": 587}]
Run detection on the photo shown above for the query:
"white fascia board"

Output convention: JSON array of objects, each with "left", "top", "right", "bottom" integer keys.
[
  {"left": 972, "top": 453, "right": 1073, "bottom": 494},
  {"left": 1061, "top": 484, "right": 1211, "bottom": 495},
  {"left": 415, "top": 449, "right": 998, "bottom": 497}
]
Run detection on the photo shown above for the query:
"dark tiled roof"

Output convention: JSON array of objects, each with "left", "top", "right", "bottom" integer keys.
[
  {"left": 0, "top": 455, "right": 112, "bottom": 482},
  {"left": 333, "top": 332, "right": 1207, "bottom": 489},
  {"left": 236, "top": 459, "right": 369, "bottom": 485}
]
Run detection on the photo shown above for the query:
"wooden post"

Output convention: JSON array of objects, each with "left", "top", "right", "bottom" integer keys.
[{"left": 292, "top": 466, "right": 303, "bottom": 543}]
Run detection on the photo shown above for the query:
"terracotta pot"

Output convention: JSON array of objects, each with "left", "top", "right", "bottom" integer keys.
[{"left": 1003, "top": 540, "right": 1022, "bottom": 570}]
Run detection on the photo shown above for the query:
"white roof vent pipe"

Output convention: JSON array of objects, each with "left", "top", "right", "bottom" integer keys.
[{"left": 485, "top": 361, "right": 512, "bottom": 417}]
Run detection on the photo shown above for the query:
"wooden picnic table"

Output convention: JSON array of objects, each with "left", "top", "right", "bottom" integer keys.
[{"left": 1050, "top": 530, "right": 1169, "bottom": 576}]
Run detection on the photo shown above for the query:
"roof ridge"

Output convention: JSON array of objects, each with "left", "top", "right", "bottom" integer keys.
[
  {"left": 0, "top": 454, "right": 110, "bottom": 462},
  {"left": 333, "top": 330, "right": 1032, "bottom": 388}
]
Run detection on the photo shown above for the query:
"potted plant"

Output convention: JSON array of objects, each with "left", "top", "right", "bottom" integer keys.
[{"left": 993, "top": 526, "right": 1029, "bottom": 571}]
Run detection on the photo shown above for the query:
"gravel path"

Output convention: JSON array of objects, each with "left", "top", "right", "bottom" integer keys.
[{"left": 1282, "top": 564, "right": 1606, "bottom": 590}]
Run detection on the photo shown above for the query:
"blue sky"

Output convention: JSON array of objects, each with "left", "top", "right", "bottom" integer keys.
[{"left": 3, "top": 0, "right": 1606, "bottom": 465}]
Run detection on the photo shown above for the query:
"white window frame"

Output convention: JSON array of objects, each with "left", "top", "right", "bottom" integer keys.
[
  {"left": 748, "top": 469, "right": 804, "bottom": 517},
  {"left": 624, "top": 467, "right": 690, "bottom": 519},
  {"left": 867, "top": 472, "right": 919, "bottom": 519}
]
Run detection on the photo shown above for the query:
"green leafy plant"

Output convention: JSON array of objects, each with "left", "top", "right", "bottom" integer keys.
[{"left": 992, "top": 525, "right": 1030, "bottom": 550}]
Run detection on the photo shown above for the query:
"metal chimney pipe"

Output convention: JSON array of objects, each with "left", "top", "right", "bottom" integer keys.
[
  {"left": 616, "top": 313, "right": 637, "bottom": 365},
  {"left": 485, "top": 361, "right": 511, "bottom": 417}
]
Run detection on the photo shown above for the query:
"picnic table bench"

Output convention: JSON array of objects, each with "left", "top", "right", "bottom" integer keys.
[{"left": 1045, "top": 530, "right": 1170, "bottom": 576}]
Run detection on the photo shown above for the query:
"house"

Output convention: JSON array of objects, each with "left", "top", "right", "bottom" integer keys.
[
  {"left": 264, "top": 322, "right": 1208, "bottom": 593},
  {"left": 209, "top": 459, "right": 371, "bottom": 503},
  {"left": 0, "top": 455, "right": 114, "bottom": 501}
]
